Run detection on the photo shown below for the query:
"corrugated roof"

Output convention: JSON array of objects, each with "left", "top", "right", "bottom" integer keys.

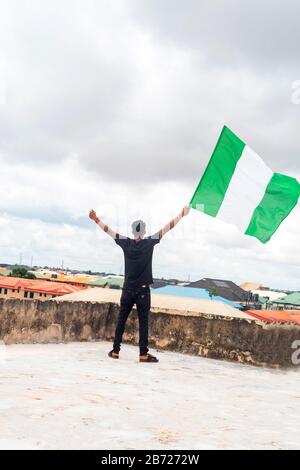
[
  {"left": 251, "top": 290, "right": 287, "bottom": 301},
  {"left": 247, "top": 310, "right": 300, "bottom": 325},
  {"left": 273, "top": 292, "right": 300, "bottom": 306},
  {"left": 187, "top": 278, "right": 247, "bottom": 302},
  {"left": 90, "top": 276, "right": 124, "bottom": 288},
  {"left": 151, "top": 280, "right": 172, "bottom": 289},
  {"left": 153, "top": 285, "right": 242, "bottom": 309},
  {"left": 0, "top": 276, "right": 85, "bottom": 296},
  {"left": 54, "top": 287, "right": 250, "bottom": 319},
  {"left": 33, "top": 271, "right": 98, "bottom": 285}
]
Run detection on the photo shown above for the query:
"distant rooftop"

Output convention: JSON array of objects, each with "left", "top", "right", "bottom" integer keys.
[
  {"left": 54, "top": 286, "right": 250, "bottom": 319},
  {"left": 251, "top": 290, "right": 286, "bottom": 301},
  {"left": 247, "top": 309, "right": 300, "bottom": 325},
  {"left": 32, "top": 270, "right": 99, "bottom": 285},
  {"left": 153, "top": 285, "right": 242, "bottom": 309},
  {"left": 240, "top": 282, "right": 269, "bottom": 291},
  {"left": 90, "top": 275, "right": 124, "bottom": 288},
  {"left": 187, "top": 278, "right": 247, "bottom": 302},
  {"left": 273, "top": 292, "right": 300, "bottom": 306},
  {"left": 0, "top": 276, "right": 84, "bottom": 296}
]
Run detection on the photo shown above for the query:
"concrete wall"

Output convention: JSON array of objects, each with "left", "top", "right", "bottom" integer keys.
[{"left": 0, "top": 298, "right": 299, "bottom": 368}]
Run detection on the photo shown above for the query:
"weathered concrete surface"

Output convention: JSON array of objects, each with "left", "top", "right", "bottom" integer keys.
[
  {"left": 0, "top": 298, "right": 299, "bottom": 368},
  {"left": 1, "top": 342, "right": 300, "bottom": 450}
]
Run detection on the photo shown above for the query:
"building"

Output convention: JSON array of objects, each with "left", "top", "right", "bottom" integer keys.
[
  {"left": 0, "top": 276, "right": 84, "bottom": 300},
  {"left": 246, "top": 309, "right": 300, "bottom": 325},
  {"left": 31, "top": 269, "right": 99, "bottom": 288},
  {"left": 153, "top": 285, "right": 242, "bottom": 309},
  {"left": 89, "top": 275, "right": 124, "bottom": 289},
  {"left": 240, "top": 282, "right": 269, "bottom": 291},
  {"left": 187, "top": 278, "right": 248, "bottom": 303},
  {"left": 151, "top": 279, "right": 176, "bottom": 289},
  {"left": 251, "top": 290, "right": 286, "bottom": 302},
  {"left": 272, "top": 292, "right": 300, "bottom": 310}
]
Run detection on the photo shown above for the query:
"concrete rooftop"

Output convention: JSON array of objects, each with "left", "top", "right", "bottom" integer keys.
[{"left": 1, "top": 341, "right": 299, "bottom": 450}]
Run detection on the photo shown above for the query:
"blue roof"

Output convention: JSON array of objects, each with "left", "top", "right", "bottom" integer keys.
[{"left": 152, "top": 285, "right": 242, "bottom": 309}]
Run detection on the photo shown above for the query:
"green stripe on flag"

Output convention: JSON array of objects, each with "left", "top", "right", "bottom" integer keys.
[
  {"left": 245, "top": 173, "right": 300, "bottom": 243},
  {"left": 190, "top": 126, "right": 245, "bottom": 216}
]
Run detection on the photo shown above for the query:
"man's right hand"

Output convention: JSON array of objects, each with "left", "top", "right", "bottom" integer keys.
[{"left": 89, "top": 209, "right": 99, "bottom": 222}]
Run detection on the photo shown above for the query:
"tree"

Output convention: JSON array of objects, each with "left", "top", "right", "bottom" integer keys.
[
  {"left": 208, "top": 287, "right": 218, "bottom": 300},
  {"left": 10, "top": 267, "right": 36, "bottom": 279}
]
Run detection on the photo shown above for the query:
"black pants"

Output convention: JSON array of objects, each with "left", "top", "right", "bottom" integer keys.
[{"left": 113, "top": 286, "right": 150, "bottom": 356}]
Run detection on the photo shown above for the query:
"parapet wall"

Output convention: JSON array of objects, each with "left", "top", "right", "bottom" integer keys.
[{"left": 0, "top": 298, "right": 299, "bottom": 368}]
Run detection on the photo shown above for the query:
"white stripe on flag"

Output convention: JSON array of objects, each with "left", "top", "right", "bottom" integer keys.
[{"left": 216, "top": 145, "right": 273, "bottom": 232}]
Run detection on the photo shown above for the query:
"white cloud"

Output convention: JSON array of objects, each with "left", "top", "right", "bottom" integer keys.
[
  {"left": 0, "top": 153, "right": 299, "bottom": 289},
  {"left": 0, "top": 0, "right": 299, "bottom": 290}
]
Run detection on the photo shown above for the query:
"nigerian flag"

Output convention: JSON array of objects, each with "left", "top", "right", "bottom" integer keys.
[{"left": 190, "top": 126, "right": 300, "bottom": 243}]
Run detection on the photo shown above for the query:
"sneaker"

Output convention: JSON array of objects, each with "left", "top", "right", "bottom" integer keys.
[
  {"left": 139, "top": 353, "right": 159, "bottom": 363},
  {"left": 108, "top": 350, "right": 119, "bottom": 359}
]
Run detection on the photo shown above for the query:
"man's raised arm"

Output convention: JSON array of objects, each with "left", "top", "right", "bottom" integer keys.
[
  {"left": 158, "top": 205, "right": 190, "bottom": 239},
  {"left": 89, "top": 209, "right": 117, "bottom": 239}
]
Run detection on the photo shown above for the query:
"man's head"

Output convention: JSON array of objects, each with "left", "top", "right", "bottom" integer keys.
[{"left": 131, "top": 219, "right": 146, "bottom": 239}]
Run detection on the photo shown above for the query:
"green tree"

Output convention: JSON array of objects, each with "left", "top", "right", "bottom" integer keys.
[
  {"left": 208, "top": 287, "right": 218, "bottom": 300},
  {"left": 10, "top": 267, "right": 36, "bottom": 279}
]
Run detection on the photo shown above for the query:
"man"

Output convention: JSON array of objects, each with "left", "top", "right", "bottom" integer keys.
[{"left": 89, "top": 206, "right": 190, "bottom": 363}]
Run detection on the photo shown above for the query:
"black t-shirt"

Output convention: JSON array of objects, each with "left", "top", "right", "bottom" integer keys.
[{"left": 115, "top": 233, "right": 160, "bottom": 289}]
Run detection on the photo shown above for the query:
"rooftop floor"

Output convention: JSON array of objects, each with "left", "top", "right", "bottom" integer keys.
[{"left": 0, "top": 342, "right": 299, "bottom": 450}]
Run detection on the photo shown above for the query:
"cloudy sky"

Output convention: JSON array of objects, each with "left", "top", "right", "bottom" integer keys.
[{"left": 0, "top": 0, "right": 299, "bottom": 289}]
